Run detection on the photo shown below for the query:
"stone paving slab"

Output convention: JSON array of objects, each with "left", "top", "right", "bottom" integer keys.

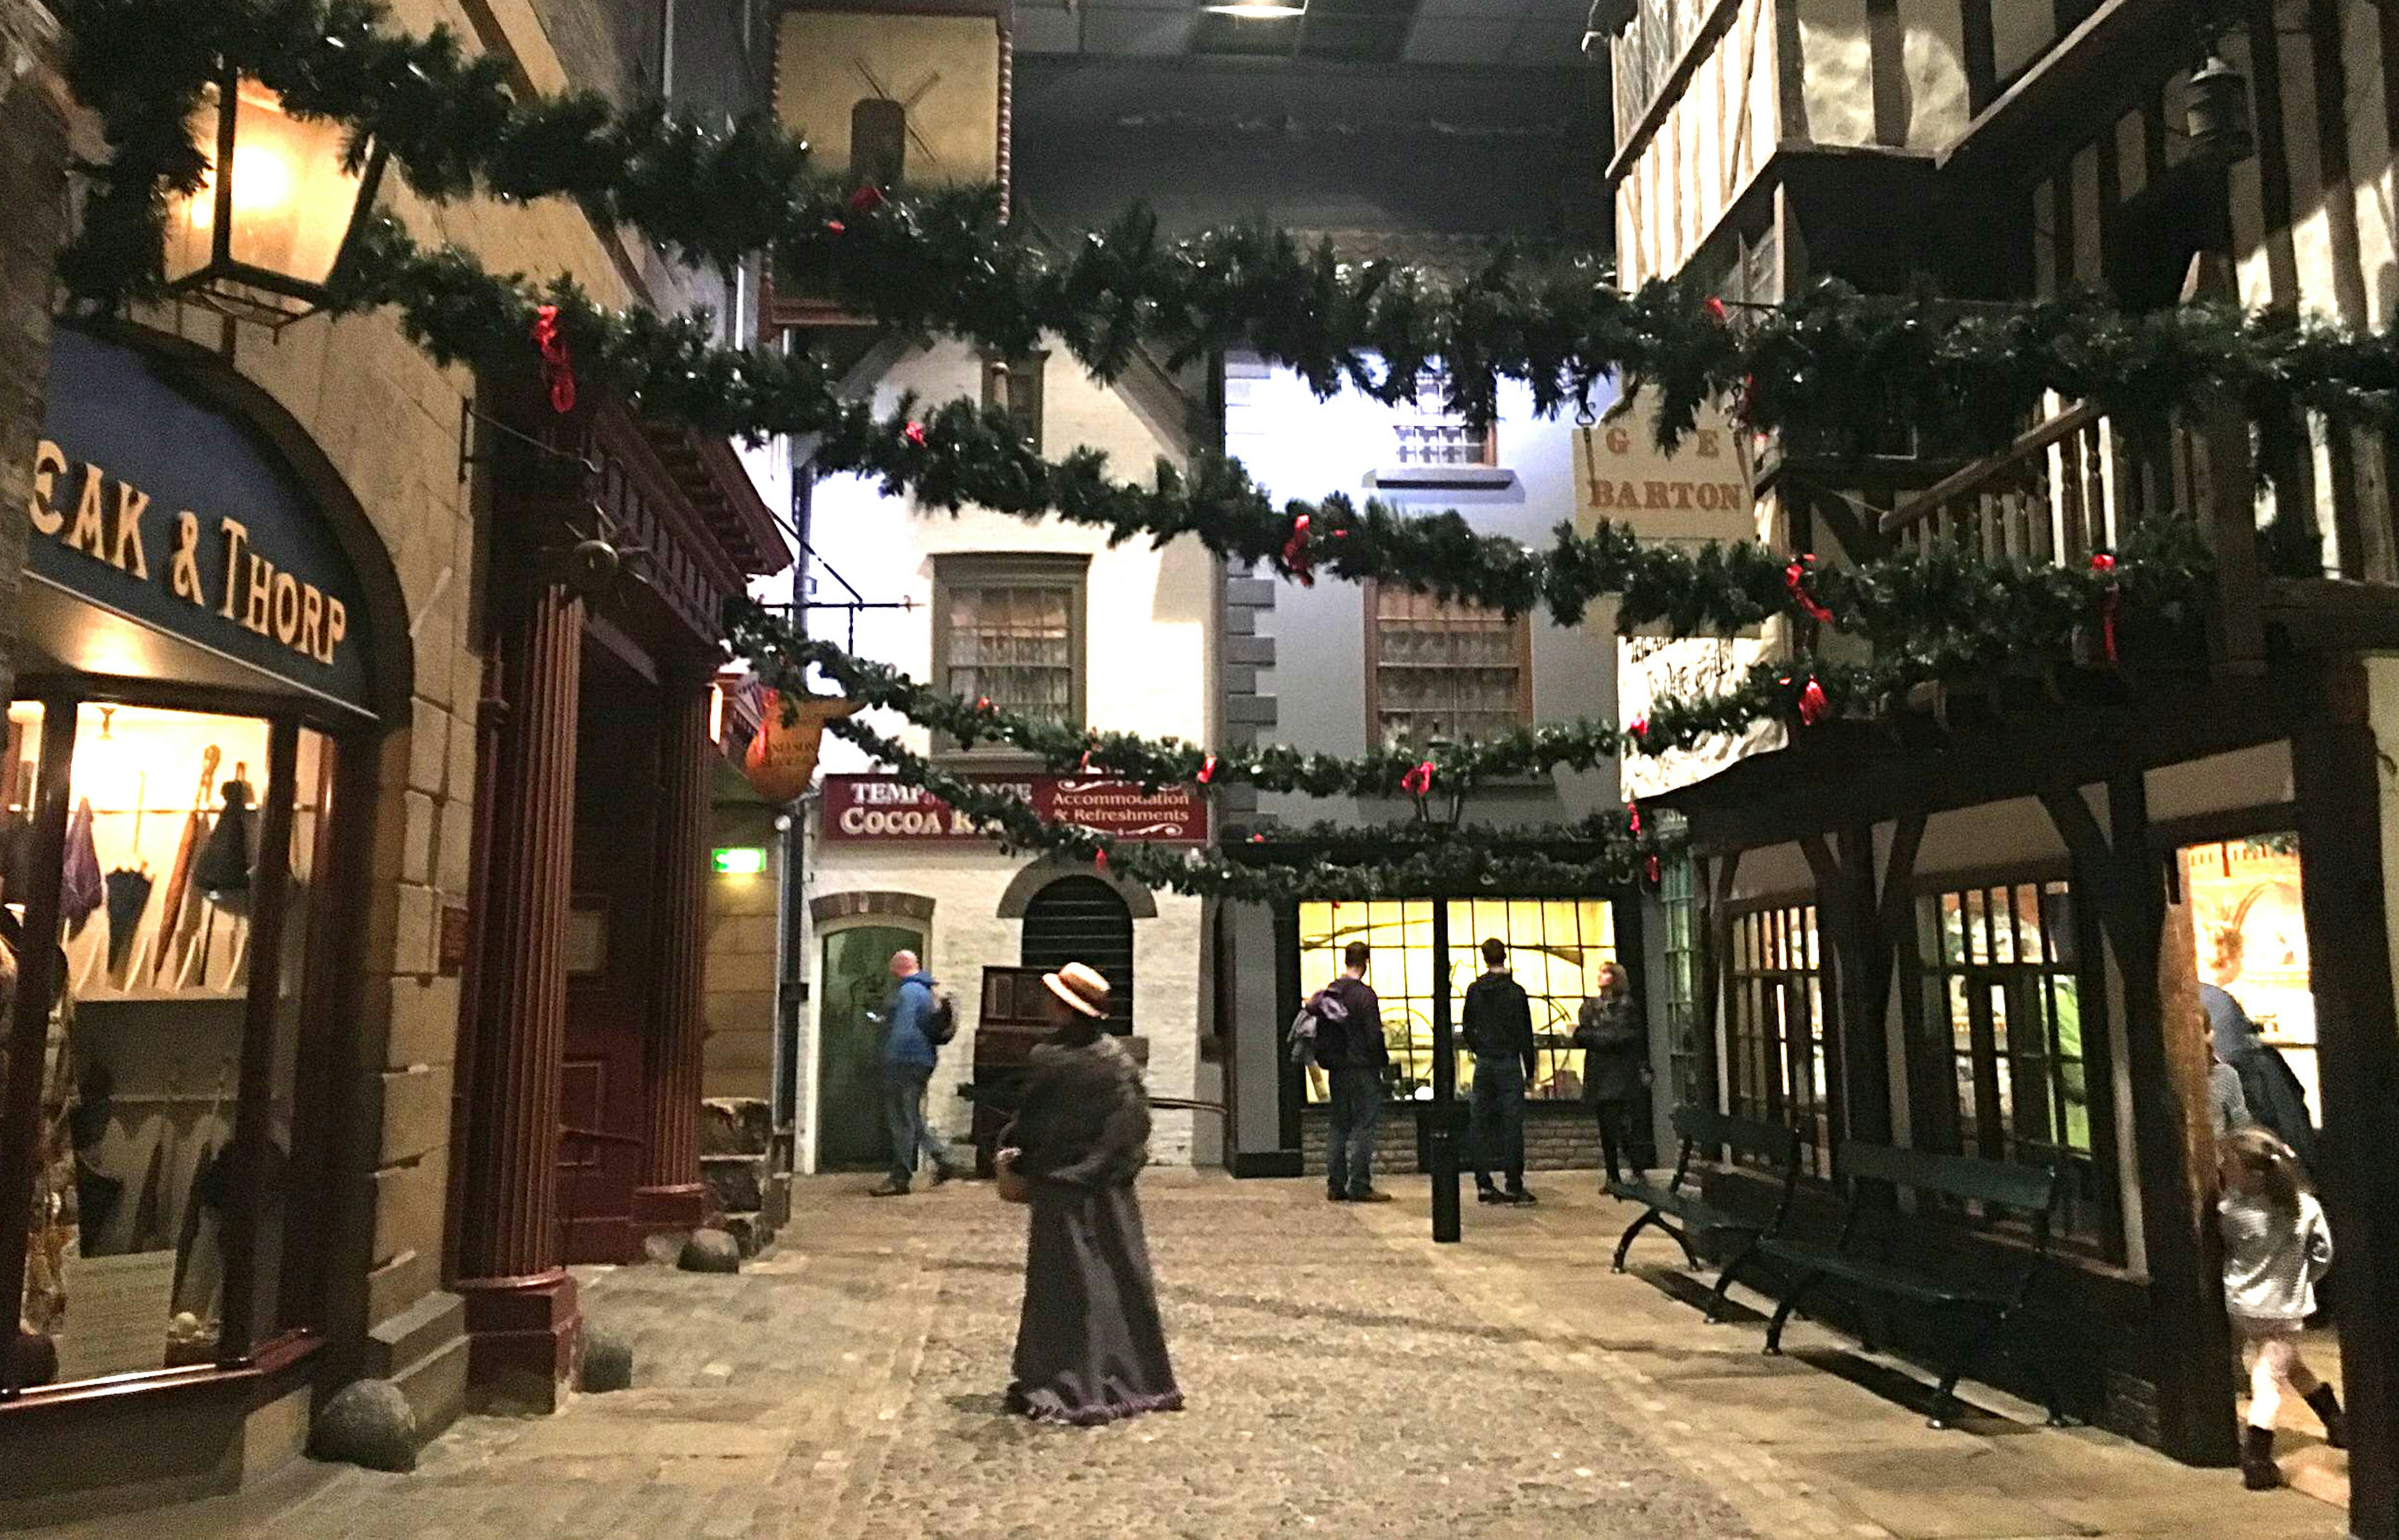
[{"left": 28, "top": 1171, "right": 2350, "bottom": 1540}]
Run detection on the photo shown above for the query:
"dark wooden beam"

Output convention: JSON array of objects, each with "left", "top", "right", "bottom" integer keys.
[
  {"left": 2040, "top": 777, "right": 2237, "bottom": 1464},
  {"left": 2289, "top": 658, "right": 2399, "bottom": 1540},
  {"left": 1866, "top": 0, "right": 1906, "bottom": 147}
]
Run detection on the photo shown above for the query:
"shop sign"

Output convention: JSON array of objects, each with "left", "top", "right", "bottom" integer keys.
[
  {"left": 27, "top": 329, "right": 376, "bottom": 715},
  {"left": 1574, "top": 392, "right": 1755, "bottom": 545},
  {"left": 821, "top": 775, "right": 1209, "bottom": 845}
]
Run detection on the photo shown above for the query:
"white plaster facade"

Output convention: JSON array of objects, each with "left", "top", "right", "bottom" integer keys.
[{"left": 797, "top": 336, "right": 1216, "bottom": 1173}]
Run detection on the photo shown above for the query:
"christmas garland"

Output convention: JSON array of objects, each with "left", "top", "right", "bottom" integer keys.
[
  {"left": 52, "top": 0, "right": 2399, "bottom": 449},
  {"left": 823, "top": 717, "right": 1666, "bottom": 901},
  {"left": 342, "top": 219, "right": 2215, "bottom": 638}
]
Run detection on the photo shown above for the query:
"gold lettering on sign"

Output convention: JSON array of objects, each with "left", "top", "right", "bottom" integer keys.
[
  {"left": 242, "top": 552, "right": 274, "bottom": 636},
  {"left": 22, "top": 448, "right": 352, "bottom": 676},
  {"left": 66, "top": 463, "right": 107, "bottom": 559},
  {"left": 170, "top": 512, "right": 204, "bottom": 604},
  {"left": 271, "top": 572, "right": 300, "bottom": 646},
  {"left": 27, "top": 440, "right": 63, "bottom": 536},
  {"left": 300, "top": 584, "right": 323, "bottom": 659},
  {"left": 111, "top": 482, "right": 149, "bottom": 579},
  {"left": 217, "top": 517, "right": 249, "bottom": 619}
]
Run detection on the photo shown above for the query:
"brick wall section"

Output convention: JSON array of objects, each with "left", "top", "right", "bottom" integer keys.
[
  {"left": 0, "top": 0, "right": 66, "bottom": 713},
  {"left": 1299, "top": 1103, "right": 1634, "bottom": 1175},
  {"left": 703, "top": 796, "right": 782, "bottom": 1101}
]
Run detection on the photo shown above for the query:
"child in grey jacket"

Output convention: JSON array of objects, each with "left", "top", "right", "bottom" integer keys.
[{"left": 2220, "top": 1127, "right": 2342, "bottom": 1489}]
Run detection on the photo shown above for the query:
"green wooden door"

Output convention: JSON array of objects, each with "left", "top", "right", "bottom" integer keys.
[{"left": 817, "top": 925, "right": 920, "bottom": 1170}]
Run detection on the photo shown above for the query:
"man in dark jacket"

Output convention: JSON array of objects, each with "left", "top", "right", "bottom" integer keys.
[
  {"left": 1319, "top": 941, "right": 1394, "bottom": 1203},
  {"left": 1463, "top": 938, "right": 1537, "bottom": 1205},
  {"left": 872, "top": 949, "right": 960, "bottom": 1196}
]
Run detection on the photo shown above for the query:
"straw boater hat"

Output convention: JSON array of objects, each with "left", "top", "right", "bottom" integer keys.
[{"left": 1042, "top": 961, "right": 1111, "bottom": 1019}]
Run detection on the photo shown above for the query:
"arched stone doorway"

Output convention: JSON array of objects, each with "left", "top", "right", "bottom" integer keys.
[{"left": 1020, "top": 876, "right": 1135, "bottom": 1035}]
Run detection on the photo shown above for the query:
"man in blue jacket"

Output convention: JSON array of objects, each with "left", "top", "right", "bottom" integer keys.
[{"left": 873, "top": 949, "right": 959, "bottom": 1196}]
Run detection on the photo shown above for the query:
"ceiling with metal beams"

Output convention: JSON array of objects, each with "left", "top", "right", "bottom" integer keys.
[{"left": 1011, "top": 0, "right": 1594, "bottom": 69}]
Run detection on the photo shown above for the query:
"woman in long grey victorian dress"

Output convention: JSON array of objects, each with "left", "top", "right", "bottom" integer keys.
[{"left": 996, "top": 962, "right": 1183, "bottom": 1425}]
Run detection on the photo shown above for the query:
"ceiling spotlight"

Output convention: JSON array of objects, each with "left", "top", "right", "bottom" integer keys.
[{"left": 1201, "top": 0, "right": 1306, "bottom": 14}]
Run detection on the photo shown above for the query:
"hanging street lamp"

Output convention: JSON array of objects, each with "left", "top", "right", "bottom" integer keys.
[
  {"left": 2185, "top": 53, "right": 2256, "bottom": 167},
  {"left": 159, "top": 74, "right": 389, "bottom": 327}
]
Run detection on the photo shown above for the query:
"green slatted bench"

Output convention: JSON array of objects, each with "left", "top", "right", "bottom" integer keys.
[
  {"left": 1608, "top": 1105, "right": 1805, "bottom": 1325},
  {"left": 1754, "top": 1140, "right": 2068, "bottom": 1429}
]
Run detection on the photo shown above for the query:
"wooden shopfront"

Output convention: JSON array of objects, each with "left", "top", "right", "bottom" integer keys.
[{"left": 0, "top": 324, "right": 410, "bottom": 1511}]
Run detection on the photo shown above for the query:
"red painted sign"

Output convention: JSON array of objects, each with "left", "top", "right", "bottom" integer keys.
[{"left": 820, "top": 774, "right": 1209, "bottom": 845}]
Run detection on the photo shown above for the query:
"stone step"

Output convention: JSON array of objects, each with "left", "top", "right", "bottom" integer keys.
[
  {"left": 718, "top": 1211, "right": 777, "bottom": 1258},
  {"left": 702, "top": 1152, "right": 768, "bottom": 1213},
  {"left": 701, "top": 1098, "right": 775, "bottom": 1156}
]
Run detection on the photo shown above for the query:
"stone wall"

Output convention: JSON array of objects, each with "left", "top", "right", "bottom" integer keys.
[
  {"left": 703, "top": 791, "right": 783, "bottom": 1102},
  {"left": 0, "top": 0, "right": 64, "bottom": 715},
  {"left": 1299, "top": 1102, "right": 1655, "bottom": 1178}
]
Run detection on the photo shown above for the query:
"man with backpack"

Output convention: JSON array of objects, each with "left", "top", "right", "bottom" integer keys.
[
  {"left": 872, "top": 948, "right": 961, "bottom": 1196},
  {"left": 1311, "top": 941, "right": 1394, "bottom": 1203}
]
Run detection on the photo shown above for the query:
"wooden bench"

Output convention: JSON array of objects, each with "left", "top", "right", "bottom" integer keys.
[
  {"left": 1753, "top": 1140, "right": 2067, "bottom": 1429},
  {"left": 1609, "top": 1106, "right": 1804, "bottom": 1324}
]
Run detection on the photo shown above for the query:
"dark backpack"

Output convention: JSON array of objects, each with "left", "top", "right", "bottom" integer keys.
[
  {"left": 925, "top": 991, "right": 959, "bottom": 1047},
  {"left": 1288, "top": 984, "right": 1349, "bottom": 1066}
]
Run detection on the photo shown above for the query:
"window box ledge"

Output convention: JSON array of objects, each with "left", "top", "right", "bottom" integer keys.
[{"left": 1366, "top": 467, "right": 1520, "bottom": 495}]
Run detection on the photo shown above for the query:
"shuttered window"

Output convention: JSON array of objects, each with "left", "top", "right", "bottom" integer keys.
[{"left": 1020, "top": 877, "right": 1134, "bottom": 1035}]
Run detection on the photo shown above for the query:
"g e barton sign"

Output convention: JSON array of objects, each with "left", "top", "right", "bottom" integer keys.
[
  {"left": 1573, "top": 392, "right": 1756, "bottom": 545},
  {"left": 29, "top": 329, "right": 375, "bottom": 716}
]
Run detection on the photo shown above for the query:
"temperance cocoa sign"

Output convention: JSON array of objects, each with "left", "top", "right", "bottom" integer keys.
[{"left": 821, "top": 775, "right": 1209, "bottom": 845}]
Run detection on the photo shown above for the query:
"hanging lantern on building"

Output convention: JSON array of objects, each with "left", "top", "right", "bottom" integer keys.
[
  {"left": 159, "top": 73, "right": 390, "bottom": 327},
  {"left": 2185, "top": 53, "right": 2255, "bottom": 166},
  {"left": 741, "top": 692, "right": 858, "bottom": 804}
]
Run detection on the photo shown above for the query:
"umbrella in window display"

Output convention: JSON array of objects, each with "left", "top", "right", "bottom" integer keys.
[
  {"left": 103, "top": 773, "right": 154, "bottom": 979},
  {"left": 61, "top": 797, "right": 102, "bottom": 939},
  {"left": 188, "top": 766, "right": 256, "bottom": 985},
  {"left": 152, "top": 747, "right": 222, "bottom": 984}
]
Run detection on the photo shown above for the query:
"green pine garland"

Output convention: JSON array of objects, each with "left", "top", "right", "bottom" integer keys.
[
  {"left": 53, "top": 0, "right": 2399, "bottom": 450},
  {"left": 824, "top": 717, "right": 1665, "bottom": 902}
]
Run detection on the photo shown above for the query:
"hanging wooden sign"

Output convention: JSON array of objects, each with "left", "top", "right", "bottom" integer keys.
[{"left": 741, "top": 691, "right": 857, "bottom": 804}]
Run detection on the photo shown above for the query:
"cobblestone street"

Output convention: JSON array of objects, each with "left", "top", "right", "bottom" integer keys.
[{"left": 39, "top": 1175, "right": 2350, "bottom": 1540}]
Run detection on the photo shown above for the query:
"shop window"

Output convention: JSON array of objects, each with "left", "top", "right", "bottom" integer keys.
[
  {"left": 1659, "top": 852, "right": 1707, "bottom": 1110},
  {"left": 981, "top": 352, "right": 1049, "bottom": 454},
  {"left": 931, "top": 553, "right": 1088, "bottom": 754},
  {"left": 1295, "top": 898, "right": 1617, "bottom": 1104},
  {"left": 1908, "top": 877, "right": 2115, "bottom": 1248},
  {"left": 2182, "top": 836, "right": 2317, "bottom": 1128},
  {"left": 1724, "top": 901, "right": 1831, "bottom": 1177},
  {"left": 4, "top": 702, "right": 328, "bottom": 1393},
  {"left": 1364, "top": 585, "right": 1532, "bottom": 753}
]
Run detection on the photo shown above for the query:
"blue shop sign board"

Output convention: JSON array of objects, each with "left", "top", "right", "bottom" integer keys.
[{"left": 27, "top": 328, "right": 375, "bottom": 717}]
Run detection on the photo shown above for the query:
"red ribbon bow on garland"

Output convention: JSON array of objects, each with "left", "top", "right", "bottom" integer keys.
[
  {"left": 974, "top": 695, "right": 992, "bottom": 712},
  {"left": 903, "top": 420, "right": 928, "bottom": 447},
  {"left": 847, "top": 184, "right": 886, "bottom": 216},
  {"left": 1093, "top": 847, "right": 1108, "bottom": 872},
  {"left": 1784, "top": 554, "right": 1835, "bottom": 625},
  {"left": 1704, "top": 296, "right": 1730, "bottom": 323},
  {"left": 1198, "top": 755, "right": 1218, "bottom": 785},
  {"left": 1627, "top": 716, "right": 1649, "bottom": 747},
  {"left": 1281, "top": 513, "right": 1316, "bottom": 586},
  {"left": 1626, "top": 800, "right": 1643, "bottom": 837},
  {"left": 531, "top": 304, "right": 577, "bottom": 415},
  {"left": 1399, "top": 760, "right": 1436, "bottom": 798},
  {"left": 1798, "top": 675, "right": 1830, "bottom": 726},
  {"left": 1644, "top": 854, "right": 1664, "bottom": 888},
  {"left": 2090, "top": 552, "right": 2120, "bottom": 663}
]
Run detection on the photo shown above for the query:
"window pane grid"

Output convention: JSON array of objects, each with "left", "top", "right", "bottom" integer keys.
[
  {"left": 1369, "top": 590, "right": 1524, "bottom": 753},
  {"left": 1724, "top": 903, "right": 1829, "bottom": 1176},
  {"left": 1298, "top": 898, "right": 1616, "bottom": 1104},
  {"left": 1910, "top": 877, "right": 2105, "bottom": 1245},
  {"left": 945, "top": 584, "right": 1073, "bottom": 725}
]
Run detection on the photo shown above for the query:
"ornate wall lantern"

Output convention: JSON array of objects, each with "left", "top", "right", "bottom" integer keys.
[{"left": 160, "top": 75, "right": 389, "bottom": 327}]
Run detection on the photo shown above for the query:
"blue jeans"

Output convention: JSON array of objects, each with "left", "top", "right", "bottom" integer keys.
[
  {"left": 882, "top": 1066, "right": 949, "bottom": 1186},
  {"left": 1470, "top": 1056, "right": 1527, "bottom": 1193},
  {"left": 1326, "top": 1066, "right": 1386, "bottom": 1198}
]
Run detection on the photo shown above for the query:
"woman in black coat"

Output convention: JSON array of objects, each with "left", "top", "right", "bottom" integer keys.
[
  {"left": 995, "top": 962, "right": 1183, "bottom": 1425},
  {"left": 1574, "top": 961, "right": 1649, "bottom": 1185}
]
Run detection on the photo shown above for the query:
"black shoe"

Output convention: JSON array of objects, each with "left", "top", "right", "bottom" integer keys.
[
  {"left": 1477, "top": 1186, "right": 1506, "bottom": 1205},
  {"left": 1506, "top": 1188, "right": 1537, "bottom": 1206},
  {"left": 868, "top": 1180, "right": 910, "bottom": 1198},
  {"left": 2241, "top": 1425, "right": 2281, "bottom": 1490},
  {"left": 931, "top": 1163, "right": 956, "bottom": 1188},
  {"left": 1326, "top": 1189, "right": 1351, "bottom": 1203},
  {"left": 2306, "top": 1385, "right": 2348, "bottom": 1449},
  {"left": 1351, "top": 1188, "right": 1396, "bottom": 1204}
]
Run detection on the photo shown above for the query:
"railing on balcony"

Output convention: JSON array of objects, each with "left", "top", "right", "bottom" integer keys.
[
  {"left": 1881, "top": 393, "right": 2268, "bottom": 668},
  {"left": 1880, "top": 399, "right": 2174, "bottom": 564}
]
